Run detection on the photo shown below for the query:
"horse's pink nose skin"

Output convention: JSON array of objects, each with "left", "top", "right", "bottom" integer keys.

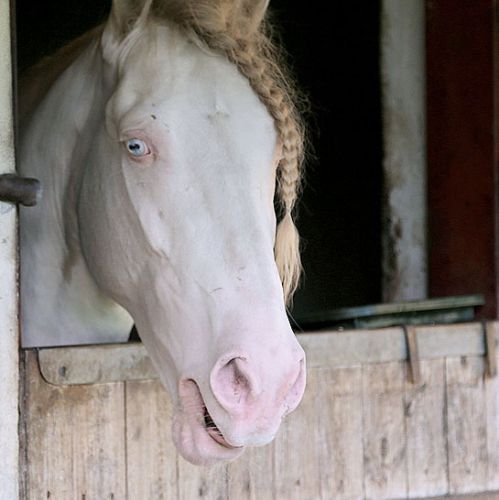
[
  {"left": 210, "top": 356, "right": 261, "bottom": 414},
  {"left": 210, "top": 353, "right": 306, "bottom": 418}
]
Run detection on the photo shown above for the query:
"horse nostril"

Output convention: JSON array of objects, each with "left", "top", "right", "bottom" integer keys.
[
  {"left": 210, "top": 356, "right": 260, "bottom": 411},
  {"left": 283, "top": 357, "right": 306, "bottom": 416},
  {"left": 210, "top": 352, "right": 306, "bottom": 420}
]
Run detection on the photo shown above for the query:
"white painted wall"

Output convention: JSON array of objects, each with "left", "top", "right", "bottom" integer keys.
[
  {"left": 0, "top": 1, "right": 19, "bottom": 498},
  {"left": 381, "top": 0, "right": 427, "bottom": 302}
]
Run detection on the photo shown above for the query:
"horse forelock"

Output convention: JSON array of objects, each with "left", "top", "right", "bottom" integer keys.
[{"left": 146, "top": 1, "right": 307, "bottom": 303}]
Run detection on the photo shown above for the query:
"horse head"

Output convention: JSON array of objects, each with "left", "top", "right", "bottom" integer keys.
[{"left": 20, "top": 0, "right": 306, "bottom": 465}]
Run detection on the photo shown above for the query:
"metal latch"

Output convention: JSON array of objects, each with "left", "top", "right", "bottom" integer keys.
[{"left": 0, "top": 173, "right": 42, "bottom": 207}]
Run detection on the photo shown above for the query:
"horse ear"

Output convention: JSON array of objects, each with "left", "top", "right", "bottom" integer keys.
[
  {"left": 234, "top": 0, "right": 269, "bottom": 37},
  {"left": 244, "top": 0, "right": 270, "bottom": 25},
  {"left": 101, "top": 0, "right": 152, "bottom": 63}
]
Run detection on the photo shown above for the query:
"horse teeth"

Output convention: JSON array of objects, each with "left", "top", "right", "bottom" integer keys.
[{"left": 203, "top": 406, "right": 222, "bottom": 434}]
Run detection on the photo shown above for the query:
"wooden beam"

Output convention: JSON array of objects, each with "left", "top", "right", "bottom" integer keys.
[
  {"left": 38, "top": 344, "right": 158, "bottom": 385},
  {"left": 0, "top": 1, "right": 19, "bottom": 498},
  {"left": 37, "top": 322, "right": 499, "bottom": 385},
  {"left": 380, "top": 0, "right": 427, "bottom": 302}
]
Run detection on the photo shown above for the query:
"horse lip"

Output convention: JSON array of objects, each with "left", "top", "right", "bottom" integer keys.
[
  {"left": 206, "top": 427, "right": 243, "bottom": 449},
  {"left": 180, "top": 378, "right": 243, "bottom": 452},
  {"left": 203, "top": 401, "right": 243, "bottom": 449}
]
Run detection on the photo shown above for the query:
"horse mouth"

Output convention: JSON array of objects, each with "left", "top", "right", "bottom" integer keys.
[
  {"left": 203, "top": 405, "right": 241, "bottom": 450},
  {"left": 173, "top": 378, "right": 244, "bottom": 464}
]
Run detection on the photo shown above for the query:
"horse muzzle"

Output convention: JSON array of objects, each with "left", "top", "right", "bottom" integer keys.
[{"left": 172, "top": 349, "right": 306, "bottom": 465}]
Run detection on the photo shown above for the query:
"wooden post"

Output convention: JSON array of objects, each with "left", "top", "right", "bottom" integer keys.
[
  {"left": 0, "top": 0, "right": 19, "bottom": 498},
  {"left": 426, "top": 0, "right": 498, "bottom": 319},
  {"left": 381, "top": 0, "right": 427, "bottom": 302}
]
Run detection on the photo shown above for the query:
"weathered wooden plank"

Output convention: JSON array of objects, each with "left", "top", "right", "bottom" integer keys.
[
  {"left": 177, "top": 459, "right": 228, "bottom": 499},
  {"left": 316, "top": 366, "right": 364, "bottom": 499},
  {"left": 306, "top": 322, "right": 499, "bottom": 367},
  {"left": 485, "top": 323, "right": 498, "bottom": 377},
  {"left": 125, "top": 379, "right": 178, "bottom": 499},
  {"left": 486, "top": 358, "right": 499, "bottom": 491},
  {"left": 303, "top": 328, "right": 408, "bottom": 369},
  {"left": 362, "top": 362, "right": 407, "bottom": 499},
  {"left": 23, "top": 351, "right": 126, "bottom": 499},
  {"left": 273, "top": 369, "right": 322, "bottom": 499},
  {"left": 0, "top": 0, "right": 18, "bottom": 497},
  {"left": 23, "top": 334, "right": 499, "bottom": 499},
  {"left": 37, "top": 323, "right": 499, "bottom": 385},
  {"left": 416, "top": 323, "right": 492, "bottom": 360},
  {"left": 405, "top": 359, "right": 448, "bottom": 497},
  {"left": 227, "top": 440, "right": 274, "bottom": 500},
  {"left": 419, "top": 491, "right": 499, "bottom": 499},
  {"left": 447, "top": 357, "right": 488, "bottom": 495},
  {"left": 39, "top": 343, "right": 156, "bottom": 385}
]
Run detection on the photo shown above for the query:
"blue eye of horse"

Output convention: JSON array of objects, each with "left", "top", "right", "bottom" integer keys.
[{"left": 126, "top": 138, "right": 149, "bottom": 157}]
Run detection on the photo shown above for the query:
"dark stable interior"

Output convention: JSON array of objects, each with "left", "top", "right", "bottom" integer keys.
[{"left": 16, "top": 0, "right": 382, "bottom": 325}]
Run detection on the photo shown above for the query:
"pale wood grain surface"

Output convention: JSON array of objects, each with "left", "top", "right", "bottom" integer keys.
[
  {"left": 273, "top": 368, "right": 322, "bottom": 499},
  {"left": 227, "top": 438, "right": 274, "bottom": 500},
  {"left": 405, "top": 360, "right": 448, "bottom": 498},
  {"left": 36, "top": 323, "right": 499, "bottom": 385},
  {"left": 447, "top": 357, "right": 488, "bottom": 495},
  {"left": 177, "top": 459, "right": 228, "bottom": 499},
  {"left": 362, "top": 362, "right": 407, "bottom": 499},
  {"left": 317, "top": 366, "right": 364, "bottom": 499},
  {"left": 486, "top": 370, "right": 499, "bottom": 491},
  {"left": 21, "top": 349, "right": 499, "bottom": 499},
  {"left": 125, "top": 379, "right": 178, "bottom": 499},
  {"left": 23, "top": 351, "right": 126, "bottom": 499}
]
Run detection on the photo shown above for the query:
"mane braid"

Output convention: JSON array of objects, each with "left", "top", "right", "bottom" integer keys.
[
  {"left": 227, "top": 35, "right": 305, "bottom": 304},
  {"left": 151, "top": 1, "right": 306, "bottom": 303}
]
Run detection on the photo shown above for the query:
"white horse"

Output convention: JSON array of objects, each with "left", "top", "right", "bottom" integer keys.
[{"left": 19, "top": 0, "right": 306, "bottom": 465}]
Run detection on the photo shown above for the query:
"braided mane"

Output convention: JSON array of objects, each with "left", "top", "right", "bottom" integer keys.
[
  {"left": 113, "top": 0, "right": 306, "bottom": 303},
  {"left": 156, "top": 1, "right": 306, "bottom": 303}
]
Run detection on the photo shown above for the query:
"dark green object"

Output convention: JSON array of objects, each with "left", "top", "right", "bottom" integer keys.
[{"left": 295, "top": 294, "right": 485, "bottom": 330}]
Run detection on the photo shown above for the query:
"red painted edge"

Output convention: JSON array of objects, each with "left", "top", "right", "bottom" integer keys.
[{"left": 426, "top": 0, "right": 497, "bottom": 318}]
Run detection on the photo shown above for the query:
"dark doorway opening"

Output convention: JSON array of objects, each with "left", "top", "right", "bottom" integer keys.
[
  {"left": 16, "top": 0, "right": 383, "bottom": 322},
  {"left": 270, "top": 1, "right": 383, "bottom": 319}
]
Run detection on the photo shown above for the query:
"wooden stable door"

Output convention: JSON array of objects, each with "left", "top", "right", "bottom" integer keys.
[{"left": 17, "top": 327, "right": 499, "bottom": 499}]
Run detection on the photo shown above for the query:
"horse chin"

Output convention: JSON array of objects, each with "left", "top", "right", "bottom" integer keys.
[{"left": 172, "top": 379, "right": 245, "bottom": 466}]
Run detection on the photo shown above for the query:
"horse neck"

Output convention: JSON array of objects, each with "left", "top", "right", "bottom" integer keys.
[{"left": 19, "top": 33, "right": 133, "bottom": 347}]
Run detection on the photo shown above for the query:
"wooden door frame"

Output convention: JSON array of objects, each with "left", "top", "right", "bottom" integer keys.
[
  {"left": 0, "top": 0, "right": 19, "bottom": 497},
  {"left": 426, "top": 0, "right": 499, "bottom": 319},
  {"left": 381, "top": 0, "right": 427, "bottom": 303}
]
